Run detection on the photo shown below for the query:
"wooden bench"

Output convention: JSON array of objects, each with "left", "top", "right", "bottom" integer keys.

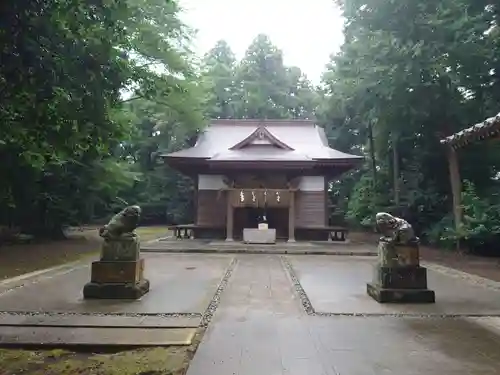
[
  {"left": 168, "top": 225, "right": 226, "bottom": 240},
  {"left": 295, "top": 226, "right": 349, "bottom": 242},
  {"left": 329, "top": 227, "right": 348, "bottom": 242},
  {"left": 168, "top": 224, "right": 196, "bottom": 239}
]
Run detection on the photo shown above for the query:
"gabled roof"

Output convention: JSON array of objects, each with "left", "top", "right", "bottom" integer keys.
[
  {"left": 229, "top": 125, "right": 294, "bottom": 151},
  {"left": 161, "top": 119, "right": 363, "bottom": 164}
]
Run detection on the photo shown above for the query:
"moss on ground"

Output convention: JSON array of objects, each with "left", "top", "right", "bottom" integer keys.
[
  {"left": 0, "top": 349, "right": 48, "bottom": 373},
  {"left": 0, "top": 330, "right": 203, "bottom": 375},
  {"left": 135, "top": 226, "right": 170, "bottom": 239}
]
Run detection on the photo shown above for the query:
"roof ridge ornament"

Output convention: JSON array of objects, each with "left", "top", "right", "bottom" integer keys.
[{"left": 257, "top": 127, "right": 265, "bottom": 139}]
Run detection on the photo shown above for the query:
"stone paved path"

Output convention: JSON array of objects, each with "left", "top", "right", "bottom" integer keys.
[
  {"left": 187, "top": 255, "right": 500, "bottom": 375},
  {"left": 2, "top": 252, "right": 500, "bottom": 372}
]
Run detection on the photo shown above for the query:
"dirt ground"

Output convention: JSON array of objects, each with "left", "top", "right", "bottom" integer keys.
[
  {"left": 0, "top": 329, "right": 204, "bottom": 375},
  {"left": 0, "top": 226, "right": 169, "bottom": 280},
  {"left": 350, "top": 231, "right": 500, "bottom": 282},
  {"left": 419, "top": 245, "right": 500, "bottom": 282}
]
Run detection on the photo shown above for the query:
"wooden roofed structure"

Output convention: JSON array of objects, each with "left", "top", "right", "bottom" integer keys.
[
  {"left": 440, "top": 112, "right": 500, "bottom": 234},
  {"left": 161, "top": 119, "right": 363, "bottom": 242}
]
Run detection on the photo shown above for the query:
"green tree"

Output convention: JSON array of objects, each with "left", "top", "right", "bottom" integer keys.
[
  {"left": 236, "top": 34, "right": 296, "bottom": 119},
  {"left": 201, "top": 40, "right": 240, "bottom": 119},
  {"left": 116, "top": 98, "right": 201, "bottom": 225},
  {"left": 321, "top": 0, "right": 500, "bottom": 247},
  {"left": 201, "top": 35, "right": 319, "bottom": 120},
  {"left": 0, "top": 0, "right": 202, "bottom": 238}
]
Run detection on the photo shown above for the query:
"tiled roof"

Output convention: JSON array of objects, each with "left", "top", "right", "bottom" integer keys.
[
  {"left": 161, "top": 119, "right": 363, "bottom": 163},
  {"left": 440, "top": 112, "right": 500, "bottom": 149}
]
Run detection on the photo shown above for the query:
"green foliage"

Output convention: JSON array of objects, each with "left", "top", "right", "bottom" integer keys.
[
  {"left": 201, "top": 35, "right": 319, "bottom": 120},
  {"left": 321, "top": 0, "right": 500, "bottom": 252},
  {"left": 426, "top": 181, "right": 500, "bottom": 254},
  {"left": 0, "top": 0, "right": 202, "bottom": 237},
  {"left": 346, "top": 172, "right": 391, "bottom": 228},
  {"left": 113, "top": 96, "right": 202, "bottom": 226},
  {"left": 4, "top": 0, "right": 499, "bottom": 250},
  {"left": 200, "top": 40, "right": 240, "bottom": 119}
]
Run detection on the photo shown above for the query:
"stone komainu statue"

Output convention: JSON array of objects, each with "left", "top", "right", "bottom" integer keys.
[
  {"left": 99, "top": 205, "right": 141, "bottom": 239},
  {"left": 375, "top": 212, "right": 417, "bottom": 245}
]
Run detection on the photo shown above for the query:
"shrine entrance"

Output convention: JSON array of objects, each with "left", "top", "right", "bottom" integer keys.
[
  {"left": 226, "top": 188, "right": 295, "bottom": 242},
  {"left": 233, "top": 207, "right": 289, "bottom": 240}
]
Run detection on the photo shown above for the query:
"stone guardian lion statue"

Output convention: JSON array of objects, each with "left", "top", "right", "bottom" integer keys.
[
  {"left": 99, "top": 205, "right": 141, "bottom": 239},
  {"left": 375, "top": 212, "right": 417, "bottom": 245}
]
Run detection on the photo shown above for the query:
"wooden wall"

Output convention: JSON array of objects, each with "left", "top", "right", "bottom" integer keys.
[
  {"left": 196, "top": 190, "right": 226, "bottom": 227},
  {"left": 295, "top": 191, "right": 327, "bottom": 227},
  {"left": 196, "top": 174, "right": 328, "bottom": 229},
  {"left": 197, "top": 190, "right": 328, "bottom": 228}
]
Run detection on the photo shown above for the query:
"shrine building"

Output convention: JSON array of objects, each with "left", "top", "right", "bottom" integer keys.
[{"left": 161, "top": 119, "right": 363, "bottom": 242}]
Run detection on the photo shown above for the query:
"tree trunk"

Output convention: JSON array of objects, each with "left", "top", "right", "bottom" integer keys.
[
  {"left": 368, "top": 121, "right": 377, "bottom": 186},
  {"left": 392, "top": 132, "right": 400, "bottom": 207},
  {"left": 368, "top": 121, "right": 378, "bottom": 232}
]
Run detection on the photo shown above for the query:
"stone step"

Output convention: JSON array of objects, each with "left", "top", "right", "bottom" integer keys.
[{"left": 140, "top": 241, "right": 377, "bottom": 256}]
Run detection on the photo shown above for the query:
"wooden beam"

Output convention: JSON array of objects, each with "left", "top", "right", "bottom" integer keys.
[{"left": 447, "top": 146, "right": 462, "bottom": 236}]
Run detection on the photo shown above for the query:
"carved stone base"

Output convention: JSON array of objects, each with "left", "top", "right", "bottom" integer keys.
[
  {"left": 368, "top": 239, "right": 435, "bottom": 303},
  {"left": 89, "top": 259, "right": 145, "bottom": 284},
  {"left": 377, "top": 240, "right": 420, "bottom": 267},
  {"left": 367, "top": 282, "right": 435, "bottom": 303},
  {"left": 83, "top": 258, "right": 149, "bottom": 299},
  {"left": 374, "top": 266, "right": 429, "bottom": 289},
  {"left": 100, "top": 236, "right": 140, "bottom": 261},
  {"left": 83, "top": 279, "right": 150, "bottom": 300}
]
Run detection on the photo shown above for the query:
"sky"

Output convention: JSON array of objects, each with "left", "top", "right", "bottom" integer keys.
[{"left": 179, "top": 0, "right": 345, "bottom": 84}]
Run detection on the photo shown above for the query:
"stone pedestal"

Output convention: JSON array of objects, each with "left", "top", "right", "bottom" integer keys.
[
  {"left": 366, "top": 240, "right": 435, "bottom": 303},
  {"left": 243, "top": 228, "right": 276, "bottom": 244},
  {"left": 83, "top": 235, "right": 150, "bottom": 299}
]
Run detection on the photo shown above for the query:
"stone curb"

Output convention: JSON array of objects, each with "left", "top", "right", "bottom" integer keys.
[
  {"left": 200, "top": 257, "right": 237, "bottom": 327},
  {"left": 280, "top": 256, "right": 315, "bottom": 315}
]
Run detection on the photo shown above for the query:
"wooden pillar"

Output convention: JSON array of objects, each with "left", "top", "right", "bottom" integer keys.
[
  {"left": 193, "top": 175, "right": 198, "bottom": 225},
  {"left": 288, "top": 191, "right": 295, "bottom": 242},
  {"left": 225, "top": 190, "right": 234, "bottom": 242},
  {"left": 447, "top": 146, "right": 462, "bottom": 235},
  {"left": 324, "top": 177, "right": 329, "bottom": 226}
]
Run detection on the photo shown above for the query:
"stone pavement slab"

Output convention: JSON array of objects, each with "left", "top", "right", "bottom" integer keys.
[
  {"left": 288, "top": 255, "right": 500, "bottom": 316},
  {"left": 186, "top": 254, "right": 500, "bottom": 375},
  {"left": 0, "top": 326, "right": 196, "bottom": 346},
  {"left": 0, "top": 254, "right": 232, "bottom": 315},
  {"left": 0, "top": 313, "right": 200, "bottom": 328},
  {"left": 187, "top": 255, "right": 318, "bottom": 375},
  {"left": 308, "top": 316, "right": 500, "bottom": 374}
]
